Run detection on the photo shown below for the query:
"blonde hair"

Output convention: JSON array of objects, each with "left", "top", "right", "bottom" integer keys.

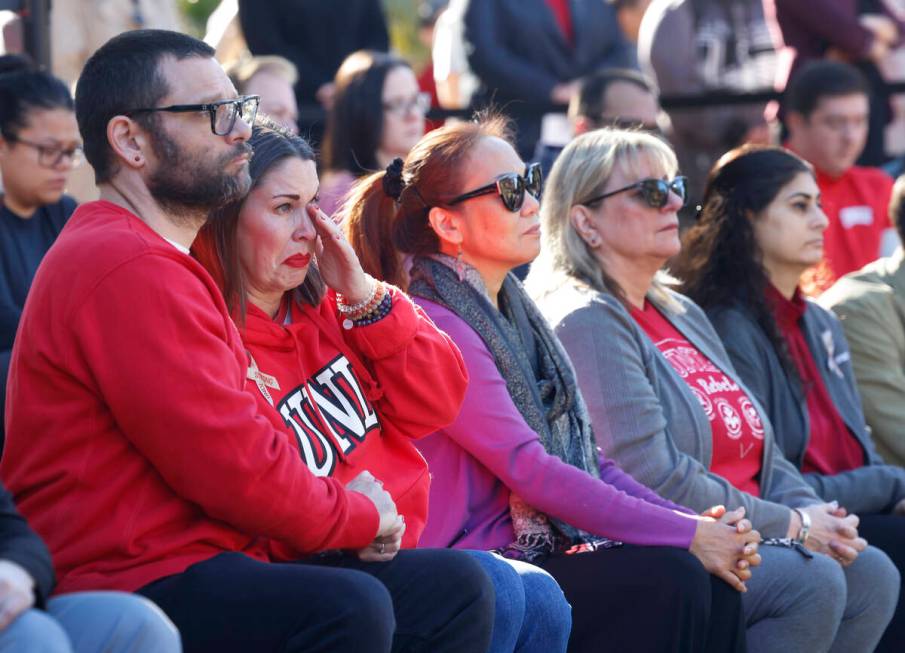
[
  {"left": 527, "top": 128, "right": 682, "bottom": 311},
  {"left": 227, "top": 55, "right": 298, "bottom": 90}
]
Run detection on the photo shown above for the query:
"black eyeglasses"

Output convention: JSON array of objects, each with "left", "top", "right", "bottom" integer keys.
[
  {"left": 448, "top": 162, "right": 543, "bottom": 212},
  {"left": 126, "top": 95, "right": 260, "bottom": 136},
  {"left": 6, "top": 135, "right": 84, "bottom": 168},
  {"left": 383, "top": 92, "right": 431, "bottom": 117},
  {"left": 581, "top": 176, "right": 687, "bottom": 209}
]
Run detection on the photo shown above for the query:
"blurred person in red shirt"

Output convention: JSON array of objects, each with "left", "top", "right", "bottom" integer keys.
[{"left": 784, "top": 61, "right": 899, "bottom": 294}]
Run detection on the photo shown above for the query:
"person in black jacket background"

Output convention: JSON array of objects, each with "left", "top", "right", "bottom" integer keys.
[
  {"left": 463, "top": 0, "right": 636, "bottom": 158},
  {"left": 238, "top": 0, "right": 389, "bottom": 144}
]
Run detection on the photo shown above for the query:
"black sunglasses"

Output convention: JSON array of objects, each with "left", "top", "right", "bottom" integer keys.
[
  {"left": 581, "top": 176, "right": 687, "bottom": 209},
  {"left": 126, "top": 95, "right": 260, "bottom": 136},
  {"left": 448, "top": 162, "right": 543, "bottom": 212}
]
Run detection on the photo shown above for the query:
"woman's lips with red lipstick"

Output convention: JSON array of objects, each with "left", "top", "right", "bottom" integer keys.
[{"left": 283, "top": 253, "right": 312, "bottom": 268}]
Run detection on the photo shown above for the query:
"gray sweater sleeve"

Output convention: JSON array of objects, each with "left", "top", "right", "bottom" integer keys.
[
  {"left": 555, "top": 296, "right": 797, "bottom": 538},
  {"left": 709, "top": 307, "right": 900, "bottom": 515}
]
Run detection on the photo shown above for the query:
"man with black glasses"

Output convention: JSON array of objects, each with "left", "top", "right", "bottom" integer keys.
[
  {"left": 534, "top": 69, "right": 662, "bottom": 178},
  {"left": 1, "top": 29, "right": 494, "bottom": 653}
]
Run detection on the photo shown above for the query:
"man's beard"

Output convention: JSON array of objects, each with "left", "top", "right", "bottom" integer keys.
[{"left": 147, "top": 128, "right": 253, "bottom": 227}]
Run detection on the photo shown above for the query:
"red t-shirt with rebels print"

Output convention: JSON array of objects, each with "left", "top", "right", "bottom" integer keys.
[{"left": 631, "top": 301, "right": 765, "bottom": 496}]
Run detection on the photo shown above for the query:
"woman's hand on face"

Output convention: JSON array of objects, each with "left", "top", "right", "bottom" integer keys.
[
  {"left": 308, "top": 204, "right": 372, "bottom": 304},
  {"left": 357, "top": 516, "right": 406, "bottom": 562},
  {"left": 690, "top": 518, "right": 761, "bottom": 592}
]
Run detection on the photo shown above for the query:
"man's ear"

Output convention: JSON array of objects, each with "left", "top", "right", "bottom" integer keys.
[
  {"left": 786, "top": 111, "right": 806, "bottom": 135},
  {"left": 569, "top": 204, "right": 601, "bottom": 247},
  {"left": 106, "top": 115, "right": 152, "bottom": 171},
  {"left": 427, "top": 205, "right": 465, "bottom": 248},
  {"left": 573, "top": 116, "right": 593, "bottom": 136}
]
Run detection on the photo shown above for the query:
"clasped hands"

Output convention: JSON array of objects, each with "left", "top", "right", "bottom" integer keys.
[
  {"left": 788, "top": 501, "right": 867, "bottom": 566},
  {"left": 690, "top": 506, "right": 761, "bottom": 593}
]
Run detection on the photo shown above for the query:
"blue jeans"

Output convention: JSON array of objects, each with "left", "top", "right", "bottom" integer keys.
[
  {"left": 467, "top": 551, "right": 571, "bottom": 653},
  {"left": 0, "top": 591, "right": 180, "bottom": 652}
]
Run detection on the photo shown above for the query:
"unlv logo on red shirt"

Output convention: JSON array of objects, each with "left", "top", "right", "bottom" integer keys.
[{"left": 276, "top": 354, "right": 380, "bottom": 476}]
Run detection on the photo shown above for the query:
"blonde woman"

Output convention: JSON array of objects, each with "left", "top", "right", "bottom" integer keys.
[{"left": 527, "top": 128, "right": 899, "bottom": 653}]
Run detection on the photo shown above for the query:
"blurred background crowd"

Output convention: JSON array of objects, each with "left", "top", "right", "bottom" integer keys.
[{"left": 2, "top": 0, "right": 905, "bottom": 217}]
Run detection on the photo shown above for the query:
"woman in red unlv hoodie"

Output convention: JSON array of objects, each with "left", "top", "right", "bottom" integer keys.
[{"left": 193, "top": 123, "right": 468, "bottom": 551}]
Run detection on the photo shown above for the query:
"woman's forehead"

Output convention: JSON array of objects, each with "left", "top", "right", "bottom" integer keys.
[{"left": 462, "top": 137, "right": 523, "bottom": 182}]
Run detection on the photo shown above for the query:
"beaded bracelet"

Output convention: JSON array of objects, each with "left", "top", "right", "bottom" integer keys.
[
  {"left": 336, "top": 275, "right": 379, "bottom": 315},
  {"left": 348, "top": 282, "right": 387, "bottom": 320},
  {"left": 344, "top": 292, "right": 393, "bottom": 329},
  {"left": 341, "top": 283, "right": 390, "bottom": 329}
]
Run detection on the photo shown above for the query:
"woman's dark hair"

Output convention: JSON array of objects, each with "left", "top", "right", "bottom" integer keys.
[
  {"left": 0, "top": 55, "right": 73, "bottom": 141},
  {"left": 196, "top": 121, "right": 324, "bottom": 321},
  {"left": 75, "top": 29, "right": 215, "bottom": 183},
  {"left": 674, "top": 144, "right": 812, "bottom": 384},
  {"left": 343, "top": 114, "right": 513, "bottom": 288},
  {"left": 321, "top": 50, "right": 413, "bottom": 175}
]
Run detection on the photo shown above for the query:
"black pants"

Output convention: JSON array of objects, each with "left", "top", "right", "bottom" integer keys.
[
  {"left": 859, "top": 514, "right": 905, "bottom": 653},
  {"left": 540, "top": 545, "right": 746, "bottom": 653},
  {"left": 138, "top": 549, "right": 494, "bottom": 653}
]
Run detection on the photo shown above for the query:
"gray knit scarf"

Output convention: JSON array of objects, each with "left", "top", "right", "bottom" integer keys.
[{"left": 409, "top": 255, "right": 607, "bottom": 562}]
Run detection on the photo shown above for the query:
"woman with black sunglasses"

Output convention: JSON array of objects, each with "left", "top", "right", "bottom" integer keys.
[
  {"left": 345, "top": 116, "right": 753, "bottom": 653},
  {"left": 528, "top": 128, "right": 898, "bottom": 652}
]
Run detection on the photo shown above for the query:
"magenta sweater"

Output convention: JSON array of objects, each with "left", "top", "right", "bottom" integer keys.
[{"left": 415, "top": 298, "right": 699, "bottom": 552}]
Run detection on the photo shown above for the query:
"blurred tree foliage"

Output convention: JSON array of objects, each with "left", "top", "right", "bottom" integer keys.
[
  {"left": 384, "top": 0, "right": 429, "bottom": 70},
  {"left": 177, "top": 0, "right": 221, "bottom": 36},
  {"left": 176, "top": 0, "right": 430, "bottom": 69}
]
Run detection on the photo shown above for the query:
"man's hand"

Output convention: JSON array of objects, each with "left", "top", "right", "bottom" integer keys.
[
  {"left": 357, "top": 516, "right": 406, "bottom": 562},
  {"left": 346, "top": 471, "right": 399, "bottom": 537},
  {"left": 0, "top": 560, "right": 34, "bottom": 631}
]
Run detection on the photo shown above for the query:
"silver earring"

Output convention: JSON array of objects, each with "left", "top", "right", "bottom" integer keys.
[{"left": 455, "top": 246, "right": 465, "bottom": 282}]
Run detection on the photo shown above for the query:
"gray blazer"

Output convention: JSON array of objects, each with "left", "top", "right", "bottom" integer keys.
[
  {"left": 708, "top": 299, "right": 905, "bottom": 515},
  {"left": 539, "top": 281, "right": 819, "bottom": 538}
]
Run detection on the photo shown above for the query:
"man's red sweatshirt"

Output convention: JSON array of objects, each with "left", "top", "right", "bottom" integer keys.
[{"left": 1, "top": 201, "right": 389, "bottom": 594}]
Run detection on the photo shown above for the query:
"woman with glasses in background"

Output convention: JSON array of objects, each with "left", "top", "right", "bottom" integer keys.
[
  {"left": 528, "top": 128, "right": 899, "bottom": 653},
  {"left": 345, "top": 116, "right": 755, "bottom": 653},
  {"left": 0, "top": 55, "right": 82, "bottom": 449},
  {"left": 319, "top": 50, "right": 430, "bottom": 219}
]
